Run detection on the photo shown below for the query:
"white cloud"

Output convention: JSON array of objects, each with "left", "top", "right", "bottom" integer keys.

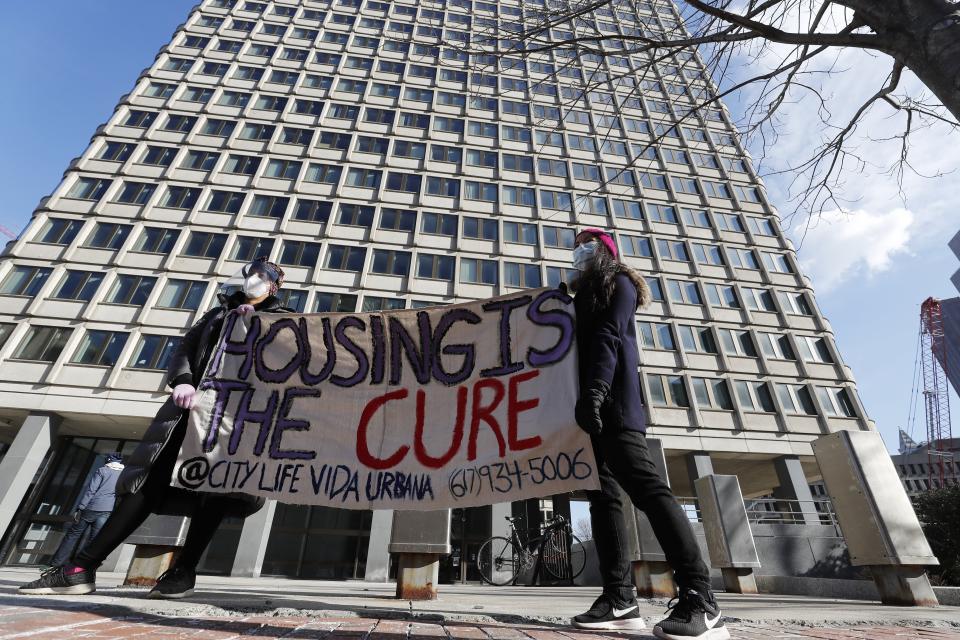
[
  {"left": 720, "top": 31, "right": 960, "bottom": 292},
  {"left": 791, "top": 208, "right": 915, "bottom": 293}
]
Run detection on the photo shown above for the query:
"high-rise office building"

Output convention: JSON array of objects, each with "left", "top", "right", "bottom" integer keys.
[{"left": 0, "top": 0, "right": 874, "bottom": 582}]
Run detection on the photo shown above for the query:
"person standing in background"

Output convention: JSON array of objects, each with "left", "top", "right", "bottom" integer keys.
[{"left": 48, "top": 453, "right": 124, "bottom": 567}]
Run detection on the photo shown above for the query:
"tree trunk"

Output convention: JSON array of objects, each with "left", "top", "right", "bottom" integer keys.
[{"left": 845, "top": 0, "right": 960, "bottom": 121}]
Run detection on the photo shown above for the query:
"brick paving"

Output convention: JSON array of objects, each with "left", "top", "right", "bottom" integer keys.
[{"left": 0, "top": 605, "right": 958, "bottom": 640}]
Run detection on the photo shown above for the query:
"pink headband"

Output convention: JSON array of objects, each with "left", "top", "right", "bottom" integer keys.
[{"left": 580, "top": 228, "right": 619, "bottom": 259}]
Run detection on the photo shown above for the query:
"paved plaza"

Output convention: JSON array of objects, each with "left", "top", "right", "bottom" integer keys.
[{"left": 1, "top": 569, "right": 958, "bottom": 639}]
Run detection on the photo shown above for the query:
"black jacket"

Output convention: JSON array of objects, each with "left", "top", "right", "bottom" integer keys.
[
  {"left": 117, "top": 296, "right": 290, "bottom": 509},
  {"left": 574, "top": 270, "right": 651, "bottom": 432}
]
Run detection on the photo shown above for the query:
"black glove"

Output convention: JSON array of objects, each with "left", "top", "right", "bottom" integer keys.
[{"left": 575, "top": 381, "right": 610, "bottom": 435}]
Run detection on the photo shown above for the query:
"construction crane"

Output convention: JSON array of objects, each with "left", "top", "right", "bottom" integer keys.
[{"left": 919, "top": 297, "right": 953, "bottom": 488}]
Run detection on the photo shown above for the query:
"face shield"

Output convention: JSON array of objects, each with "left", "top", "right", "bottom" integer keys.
[{"left": 217, "top": 259, "right": 284, "bottom": 305}]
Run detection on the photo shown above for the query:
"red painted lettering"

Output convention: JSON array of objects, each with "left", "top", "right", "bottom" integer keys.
[
  {"left": 508, "top": 370, "right": 542, "bottom": 452},
  {"left": 468, "top": 378, "right": 507, "bottom": 461},
  {"left": 356, "top": 388, "right": 410, "bottom": 469},
  {"left": 414, "top": 386, "right": 467, "bottom": 468}
]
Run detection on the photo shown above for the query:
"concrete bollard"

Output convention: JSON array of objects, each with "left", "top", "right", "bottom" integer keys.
[
  {"left": 395, "top": 552, "right": 441, "bottom": 600},
  {"left": 121, "top": 514, "right": 189, "bottom": 587},
  {"left": 632, "top": 556, "right": 677, "bottom": 599},
  {"left": 124, "top": 545, "right": 178, "bottom": 587},
  {"left": 812, "top": 431, "right": 939, "bottom": 606},
  {"left": 694, "top": 474, "right": 761, "bottom": 594},
  {"left": 389, "top": 509, "right": 450, "bottom": 600}
]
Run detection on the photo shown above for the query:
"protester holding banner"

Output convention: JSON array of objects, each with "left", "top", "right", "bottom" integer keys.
[
  {"left": 19, "top": 258, "right": 292, "bottom": 600},
  {"left": 569, "top": 229, "right": 728, "bottom": 640}
]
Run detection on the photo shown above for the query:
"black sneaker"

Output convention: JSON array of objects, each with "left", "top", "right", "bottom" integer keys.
[
  {"left": 572, "top": 594, "right": 646, "bottom": 631},
  {"left": 18, "top": 565, "right": 96, "bottom": 595},
  {"left": 653, "top": 589, "right": 729, "bottom": 640},
  {"left": 148, "top": 566, "right": 196, "bottom": 599}
]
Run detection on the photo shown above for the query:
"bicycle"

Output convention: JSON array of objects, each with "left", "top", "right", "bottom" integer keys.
[{"left": 476, "top": 514, "right": 586, "bottom": 586}]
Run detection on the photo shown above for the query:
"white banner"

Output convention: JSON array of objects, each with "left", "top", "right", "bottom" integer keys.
[{"left": 172, "top": 288, "right": 600, "bottom": 510}]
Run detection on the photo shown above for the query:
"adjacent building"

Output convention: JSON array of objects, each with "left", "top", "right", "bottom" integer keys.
[{"left": 0, "top": 0, "right": 875, "bottom": 582}]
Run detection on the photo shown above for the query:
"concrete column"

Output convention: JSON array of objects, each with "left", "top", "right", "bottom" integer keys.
[
  {"left": 686, "top": 451, "right": 714, "bottom": 489},
  {"left": 813, "top": 431, "right": 939, "bottom": 606},
  {"left": 694, "top": 474, "right": 760, "bottom": 594},
  {"left": 0, "top": 413, "right": 60, "bottom": 542},
  {"left": 772, "top": 455, "right": 820, "bottom": 525},
  {"left": 491, "top": 502, "right": 511, "bottom": 540},
  {"left": 551, "top": 493, "right": 572, "bottom": 523},
  {"left": 490, "top": 502, "right": 514, "bottom": 586},
  {"left": 363, "top": 509, "right": 394, "bottom": 582},
  {"left": 686, "top": 451, "right": 714, "bottom": 521},
  {"left": 230, "top": 499, "right": 277, "bottom": 578},
  {"left": 632, "top": 438, "right": 677, "bottom": 598}
]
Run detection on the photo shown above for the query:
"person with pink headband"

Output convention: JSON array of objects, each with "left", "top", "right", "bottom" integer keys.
[{"left": 568, "top": 229, "right": 728, "bottom": 640}]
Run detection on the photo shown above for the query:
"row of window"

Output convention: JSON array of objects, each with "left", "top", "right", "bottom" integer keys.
[
  {"left": 34, "top": 217, "right": 787, "bottom": 287},
  {"left": 165, "top": 37, "right": 718, "bottom": 125},
  {"left": 0, "top": 320, "right": 856, "bottom": 421},
  {"left": 207, "top": 0, "right": 676, "bottom": 28},
  {"left": 200, "top": 0, "right": 683, "bottom": 41},
  {"left": 0, "top": 262, "right": 816, "bottom": 328},
  {"left": 177, "top": 18, "right": 703, "bottom": 81},
  {"left": 645, "top": 372, "right": 857, "bottom": 419},
  {"left": 898, "top": 461, "right": 960, "bottom": 477},
  {"left": 140, "top": 63, "right": 733, "bottom": 140},
  {"left": 637, "top": 320, "right": 835, "bottom": 364},
  {"left": 111, "top": 107, "right": 742, "bottom": 167},
  {"left": 1, "top": 245, "right": 802, "bottom": 309},
  {"left": 164, "top": 40, "right": 712, "bottom": 97},
  {"left": 208, "top": 0, "right": 678, "bottom": 19},
  {"left": 173, "top": 31, "right": 701, "bottom": 90},
  {"left": 30, "top": 207, "right": 792, "bottom": 265},
  {"left": 66, "top": 172, "right": 762, "bottom": 221},
  {"left": 95, "top": 132, "right": 749, "bottom": 184},
  {"left": 904, "top": 476, "right": 958, "bottom": 492}
]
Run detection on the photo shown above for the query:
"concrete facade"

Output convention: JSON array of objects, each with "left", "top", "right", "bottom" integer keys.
[{"left": 0, "top": 0, "right": 891, "bottom": 583}]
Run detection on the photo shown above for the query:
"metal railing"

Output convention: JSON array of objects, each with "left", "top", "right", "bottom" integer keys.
[{"left": 744, "top": 497, "right": 839, "bottom": 527}]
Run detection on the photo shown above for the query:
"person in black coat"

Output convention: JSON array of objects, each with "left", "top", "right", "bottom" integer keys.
[
  {"left": 19, "top": 258, "right": 292, "bottom": 600},
  {"left": 567, "top": 230, "right": 728, "bottom": 640}
]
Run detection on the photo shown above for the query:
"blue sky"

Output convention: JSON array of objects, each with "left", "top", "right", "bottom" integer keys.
[{"left": 2, "top": 2, "right": 957, "bottom": 456}]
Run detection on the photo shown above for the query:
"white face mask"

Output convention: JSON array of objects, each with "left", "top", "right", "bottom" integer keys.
[
  {"left": 572, "top": 240, "right": 599, "bottom": 270},
  {"left": 243, "top": 274, "right": 271, "bottom": 299}
]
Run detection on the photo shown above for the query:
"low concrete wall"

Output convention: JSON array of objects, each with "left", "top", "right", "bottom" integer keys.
[
  {"left": 750, "top": 523, "right": 867, "bottom": 580},
  {"left": 934, "top": 586, "right": 960, "bottom": 606},
  {"left": 755, "top": 575, "right": 879, "bottom": 601}
]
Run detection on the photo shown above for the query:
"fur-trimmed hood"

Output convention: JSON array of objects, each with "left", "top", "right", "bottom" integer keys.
[{"left": 618, "top": 264, "right": 653, "bottom": 310}]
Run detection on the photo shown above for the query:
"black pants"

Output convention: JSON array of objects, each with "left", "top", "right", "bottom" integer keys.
[
  {"left": 73, "top": 424, "right": 233, "bottom": 572},
  {"left": 587, "top": 429, "right": 710, "bottom": 602}
]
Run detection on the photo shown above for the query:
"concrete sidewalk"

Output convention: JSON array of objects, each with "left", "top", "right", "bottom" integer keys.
[{"left": 1, "top": 568, "right": 958, "bottom": 639}]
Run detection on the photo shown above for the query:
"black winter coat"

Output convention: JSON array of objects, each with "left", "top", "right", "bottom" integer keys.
[
  {"left": 573, "top": 269, "right": 651, "bottom": 432},
  {"left": 116, "top": 296, "right": 290, "bottom": 515}
]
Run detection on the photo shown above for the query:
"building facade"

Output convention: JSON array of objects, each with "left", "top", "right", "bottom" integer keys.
[
  {"left": 892, "top": 433, "right": 959, "bottom": 496},
  {"left": 0, "top": 0, "right": 874, "bottom": 581}
]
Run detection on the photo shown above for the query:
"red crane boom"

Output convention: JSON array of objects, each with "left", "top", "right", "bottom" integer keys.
[{"left": 920, "top": 297, "right": 953, "bottom": 488}]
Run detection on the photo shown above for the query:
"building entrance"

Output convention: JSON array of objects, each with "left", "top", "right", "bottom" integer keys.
[
  {"left": 441, "top": 506, "right": 491, "bottom": 584},
  {"left": 261, "top": 504, "right": 372, "bottom": 579},
  {"left": 0, "top": 436, "right": 136, "bottom": 566}
]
